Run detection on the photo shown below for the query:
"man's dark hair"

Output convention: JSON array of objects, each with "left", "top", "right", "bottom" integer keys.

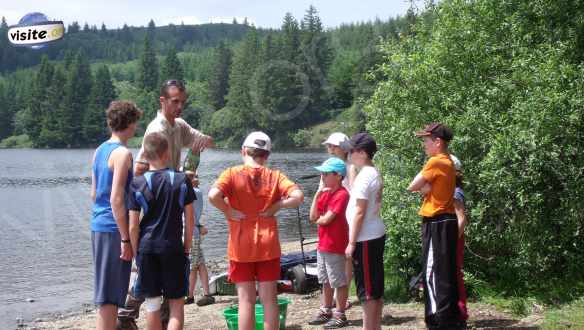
[
  {"left": 160, "top": 79, "right": 186, "bottom": 97},
  {"left": 106, "top": 101, "right": 142, "bottom": 132}
]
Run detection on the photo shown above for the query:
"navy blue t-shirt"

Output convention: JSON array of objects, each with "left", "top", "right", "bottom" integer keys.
[{"left": 128, "top": 169, "right": 196, "bottom": 254}]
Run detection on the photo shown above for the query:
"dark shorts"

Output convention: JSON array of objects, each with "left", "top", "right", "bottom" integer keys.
[
  {"left": 134, "top": 252, "right": 189, "bottom": 299},
  {"left": 352, "top": 235, "right": 386, "bottom": 302},
  {"left": 92, "top": 231, "right": 132, "bottom": 306}
]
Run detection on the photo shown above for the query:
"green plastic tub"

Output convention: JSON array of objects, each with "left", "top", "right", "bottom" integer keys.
[{"left": 222, "top": 297, "right": 290, "bottom": 330}]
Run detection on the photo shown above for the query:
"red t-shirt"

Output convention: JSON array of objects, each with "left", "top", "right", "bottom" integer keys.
[{"left": 316, "top": 187, "right": 350, "bottom": 254}]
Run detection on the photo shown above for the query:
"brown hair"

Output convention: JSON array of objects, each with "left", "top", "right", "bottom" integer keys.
[
  {"left": 106, "top": 101, "right": 142, "bottom": 132},
  {"left": 245, "top": 147, "right": 270, "bottom": 160},
  {"left": 142, "top": 132, "right": 169, "bottom": 161}
]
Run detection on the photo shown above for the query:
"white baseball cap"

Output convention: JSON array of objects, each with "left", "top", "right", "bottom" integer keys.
[
  {"left": 450, "top": 154, "right": 462, "bottom": 171},
  {"left": 242, "top": 131, "right": 272, "bottom": 152},
  {"left": 322, "top": 132, "right": 349, "bottom": 146}
]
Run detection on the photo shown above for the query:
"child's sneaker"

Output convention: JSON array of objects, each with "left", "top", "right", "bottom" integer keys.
[
  {"left": 308, "top": 307, "right": 332, "bottom": 325},
  {"left": 323, "top": 310, "right": 348, "bottom": 329}
]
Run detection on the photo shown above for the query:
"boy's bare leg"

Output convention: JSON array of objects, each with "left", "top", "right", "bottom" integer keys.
[
  {"left": 146, "top": 310, "right": 162, "bottom": 330},
  {"left": 97, "top": 304, "right": 117, "bottom": 330},
  {"left": 166, "top": 298, "right": 185, "bottom": 330},
  {"left": 322, "top": 282, "right": 334, "bottom": 309},
  {"left": 188, "top": 266, "right": 199, "bottom": 298},
  {"left": 345, "top": 260, "right": 353, "bottom": 307},
  {"left": 362, "top": 299, "right": 383, "bottom": 330},
  {"left": 334, "top": 285, "right": 349, "bottom": 313},
  {"left": 236, "top": 282, "right": 257, "bottom": 330},
  {"left": 258, "top": 281, "right": 278, "bottom": 330},
  {"left": 199, "top": 264, "right": 210, "bottom": 295}
]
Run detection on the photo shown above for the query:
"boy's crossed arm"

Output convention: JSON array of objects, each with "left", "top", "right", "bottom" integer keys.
[{"left": 407, "top": 171, "right": 428, "bottom": 192}]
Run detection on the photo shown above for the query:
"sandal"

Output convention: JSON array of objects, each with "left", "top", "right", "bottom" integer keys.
[
  {"left": 196, "top": 294, "right": 215, "bottom": 306},
  {"left": 308, "top": 307, "right": 332, "bottom": 325},
  {"left": 323, "top": 311, "right": 348, "bottom": 329}
]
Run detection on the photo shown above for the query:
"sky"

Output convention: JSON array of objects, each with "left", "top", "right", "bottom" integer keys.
[{"left": 1, "top": 0, "right": 415, "bottom": 30}]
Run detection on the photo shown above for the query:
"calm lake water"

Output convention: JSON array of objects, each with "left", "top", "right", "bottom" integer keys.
[{"left": 0, "top": 148, "right": 325, "bottom": 328}]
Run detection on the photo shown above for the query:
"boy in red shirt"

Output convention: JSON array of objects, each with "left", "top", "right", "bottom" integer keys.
[
  {"left": 208, "top": 132, "right": 304, "bottom": 330},
  {"left": 308, "top": 157, "right": 350, "bottom": 328}
]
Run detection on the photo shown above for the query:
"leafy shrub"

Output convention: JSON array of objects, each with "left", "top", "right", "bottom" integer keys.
[{"left": 366, "top": 0, "right": 584, "bottom": 296}]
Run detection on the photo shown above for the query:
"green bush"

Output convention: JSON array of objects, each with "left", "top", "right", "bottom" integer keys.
[
  {"left": 366, "top": 0, "right": 584, "bottom": 297},
  {"left": 0, "top": 134, "right": 32, "bottom": 148}
]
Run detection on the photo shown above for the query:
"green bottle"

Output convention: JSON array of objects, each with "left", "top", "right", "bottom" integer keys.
[{"left": 183, "top": 148, "right": 200, "bottom": 175}]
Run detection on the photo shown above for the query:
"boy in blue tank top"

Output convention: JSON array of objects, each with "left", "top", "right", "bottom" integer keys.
[
  {"left": 128, "top": 132, "right": 196, "bottom": 330},
  {"left": 90, "top": 101, "right": 142, "bottom": 330}
]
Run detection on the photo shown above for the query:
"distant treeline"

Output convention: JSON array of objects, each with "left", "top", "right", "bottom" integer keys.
[{"left": 0, "top": 7, "right": 410, "bottom": 148}]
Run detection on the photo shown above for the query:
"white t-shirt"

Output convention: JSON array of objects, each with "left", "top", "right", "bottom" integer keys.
[{"left": 346, "top": 166, "right": 385, "bottom": 242}]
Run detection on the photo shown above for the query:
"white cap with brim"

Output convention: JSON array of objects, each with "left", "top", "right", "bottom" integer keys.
[
  {"left": 242, "top": 131, "right": 272, "bottom": 152},
  {"left": 322, "top": 132, "right": 349, "bottom": 146}
]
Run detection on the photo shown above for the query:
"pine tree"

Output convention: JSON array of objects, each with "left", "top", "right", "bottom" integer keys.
[
  {"left": 1, "top": 16, "right": 7, "bottom": 29},
  {"left": 38, "top": 67, "right": 67, "bottom": 147},
  {"left": 226, "top": 28, "right": 259, "bottom": 112},
  {"left": 68, "top": 22, "right": 80, "bottom": 33},
  {"left": 161, "top": 46, "right": 184, "bottom": 82},
  {"left": 137, "top": 35, "right": 159, "bottom": 92},
  {"left": 60, "top": 50, "right": 93, "bottom": 146},
  {"left": 280, "top": 13, "right": 301, "bottom": 63},
  {"left": 0, "top": 82, "right": 9, "bottom": 139},
  {"left": 83, "top": 65, "right": 117, "bottom": 145},
  {"left": 23, "top": 56, "right": 54, "bottom": 145},
  {"left": 221, "top": 28, "right": 260, "bottom": 141},
  {"left": 62, "top": 50, "right": 75, "bottom": 70},
  {"left": 299, "top": 5, "right": 332, "bottom": 124},
  {"left": 147, "top": 19, "right": 156, "bottom": 38},
  {"left": 208, "top": 41, "right": 232, "bottom": 109}
]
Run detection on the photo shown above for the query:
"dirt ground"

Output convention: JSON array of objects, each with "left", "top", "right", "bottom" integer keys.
[
  {"left": 31, "top": 293, "right": 543, "bottom": 330},
  {"left": 29, "top": 242, "right": 543, "bottom": 329}
]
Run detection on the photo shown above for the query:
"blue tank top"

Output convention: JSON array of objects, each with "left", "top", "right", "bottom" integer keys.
[{"left": 91, "top": 141, "right": 133, "bottom": 232}]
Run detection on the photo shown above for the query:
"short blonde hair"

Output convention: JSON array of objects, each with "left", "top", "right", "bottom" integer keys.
[{"left": 142, "top": 132, "right": 169, "bottom": 161}]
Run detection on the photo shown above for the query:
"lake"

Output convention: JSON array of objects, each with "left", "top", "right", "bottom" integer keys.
[{"left": 0, "top": 148, "right": 326, "bottom": 328}]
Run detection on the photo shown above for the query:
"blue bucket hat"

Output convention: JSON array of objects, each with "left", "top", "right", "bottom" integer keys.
[{"left": 314, "top": 157, "right": 346, "bottom": 176}]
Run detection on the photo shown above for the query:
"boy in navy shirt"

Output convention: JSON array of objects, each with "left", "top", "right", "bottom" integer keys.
[{"left": 128, "top": 132, "right": 196, "bottom": 330}]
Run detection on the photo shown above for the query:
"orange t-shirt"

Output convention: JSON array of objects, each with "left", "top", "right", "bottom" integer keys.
[
  {"left": 418, "top": 153, "right": 456, "bottom": 217},
  {"left": 214, "top": 165, "right": 299, "bottom": 262}
]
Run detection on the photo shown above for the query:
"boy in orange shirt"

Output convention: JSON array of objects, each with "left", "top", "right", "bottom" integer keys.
[
  {"left": 208, "top": 132, "right": 304, "bottom": 330},
  {"left": 407, "top": 123, "right": 460, "bottom": 329}
]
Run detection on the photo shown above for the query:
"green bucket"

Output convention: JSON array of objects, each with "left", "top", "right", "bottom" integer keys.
[{"left": 222, "top": 297, "right": 290, "bottom": 330}]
